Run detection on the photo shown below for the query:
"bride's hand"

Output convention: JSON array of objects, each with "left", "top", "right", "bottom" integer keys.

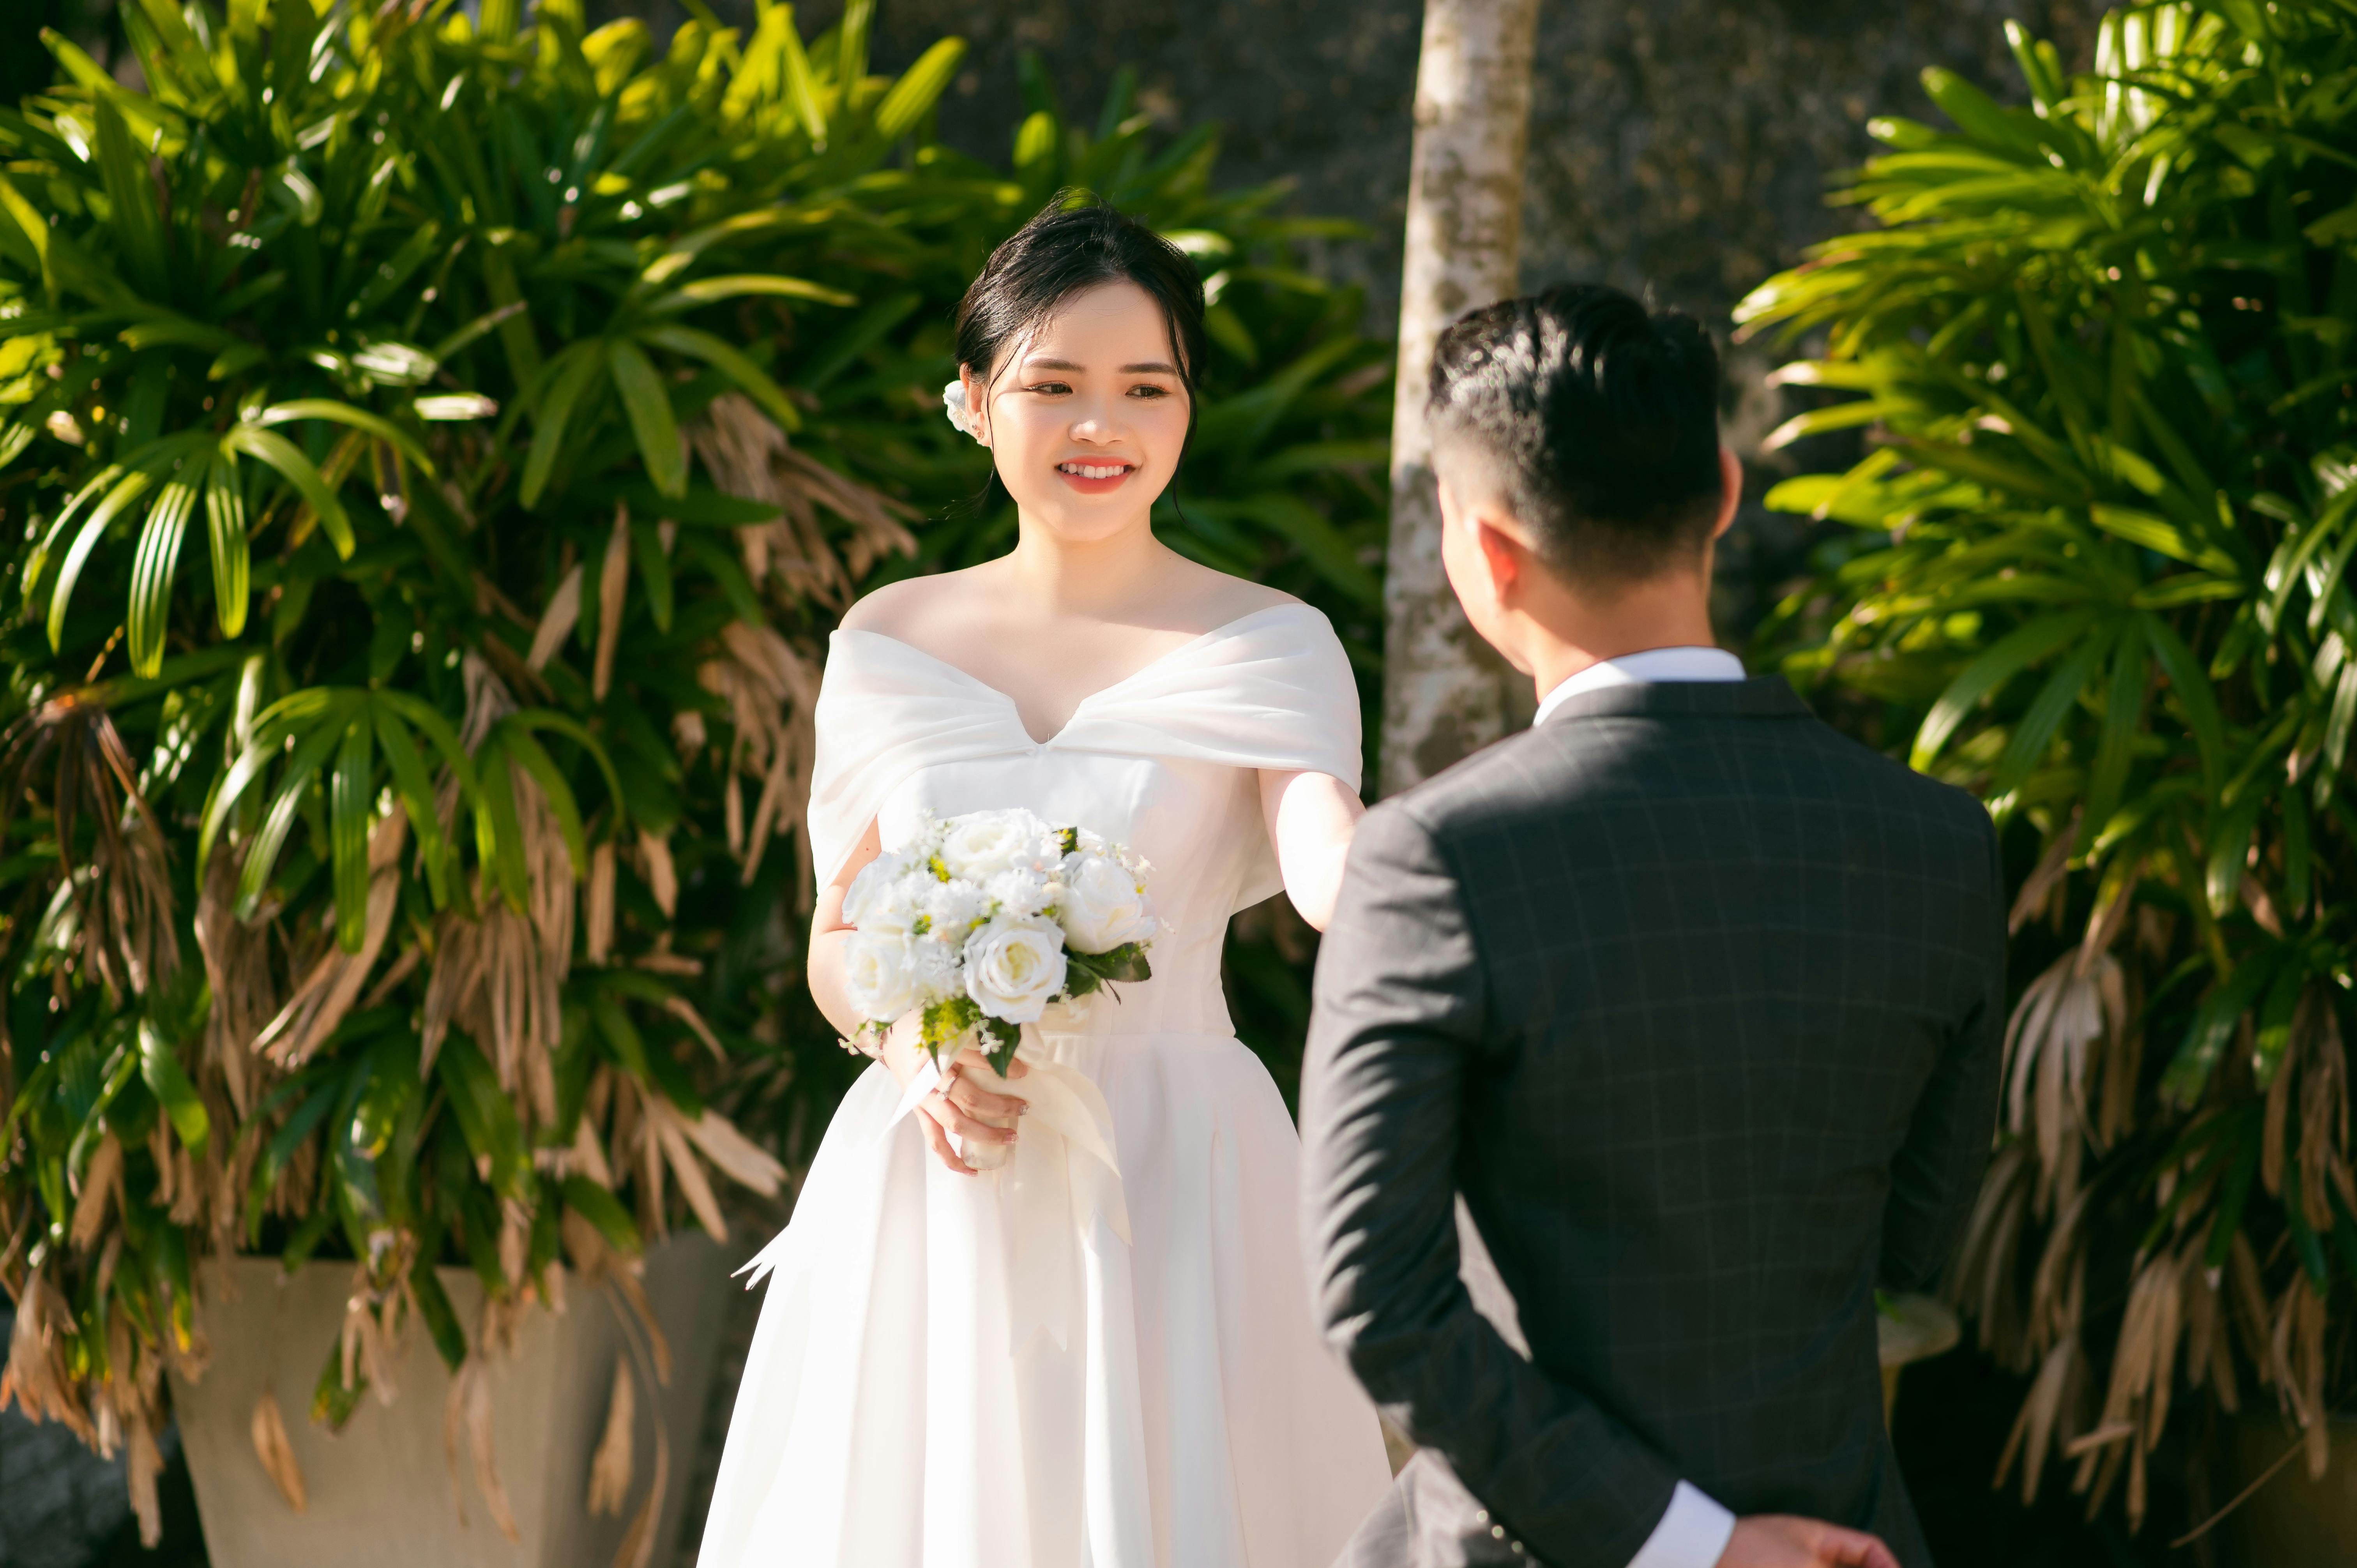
[{"left": 879, "top": 1017, "right": 1030, "bottom": 1174}]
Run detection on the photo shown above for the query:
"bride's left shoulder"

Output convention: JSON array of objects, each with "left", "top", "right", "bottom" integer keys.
[{"left": 1166, "top": 558, "right": 1312, "bottom": 628}]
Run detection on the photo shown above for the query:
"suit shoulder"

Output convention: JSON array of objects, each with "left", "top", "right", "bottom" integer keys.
[
  {"left": 1804, "top": 719, "right": 1994, "bottom": 837},
  {"left": 1371, "top": 724, "right": 1567, "bottom": 838}
]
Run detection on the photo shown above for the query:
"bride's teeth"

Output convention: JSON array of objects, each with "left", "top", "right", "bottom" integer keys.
[{"left": 1060, "top": 463, "right": 1127, "bottom": 479}]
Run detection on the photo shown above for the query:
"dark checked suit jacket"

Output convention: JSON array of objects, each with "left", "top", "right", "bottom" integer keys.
[{"left": 1300, "top": 678, "right": 2005, "bottom": 1568}]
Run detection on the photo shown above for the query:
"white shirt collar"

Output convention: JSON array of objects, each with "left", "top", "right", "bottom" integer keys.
[{"left": 1532, "top": 645, "right": 1747, "bottom": 727}]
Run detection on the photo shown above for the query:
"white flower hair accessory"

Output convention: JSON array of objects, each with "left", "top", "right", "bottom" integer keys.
[{"left": 942, "top": 379, "right": 982, "bottom": 440}]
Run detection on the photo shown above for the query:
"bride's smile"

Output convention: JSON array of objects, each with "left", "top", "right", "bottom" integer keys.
[{"left": 959, "top": 279, "right": 1191, "bottom": 535}]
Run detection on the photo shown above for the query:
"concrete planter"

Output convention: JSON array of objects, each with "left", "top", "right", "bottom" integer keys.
[
  {"left": 170, "top": 1234, "right": 734, "bottom": 1568},
  {"left": 2228, "top": 1412, "right": 2357, "bottom": 1562}
]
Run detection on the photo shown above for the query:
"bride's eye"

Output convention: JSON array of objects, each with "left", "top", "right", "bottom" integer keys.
[
  {"left": 1028, "top": 381, "right": 1072, "bottom": 396},
  {"left": 1127, "top": 384, "right": 1169, "bottom": 399}
]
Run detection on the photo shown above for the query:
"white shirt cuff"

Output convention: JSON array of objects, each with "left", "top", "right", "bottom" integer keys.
[{"left": 1625, "top": 1480, "right": 1737, "bottom": 1568}]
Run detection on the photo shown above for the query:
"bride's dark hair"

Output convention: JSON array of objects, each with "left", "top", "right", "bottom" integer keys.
[{"left": 954, "top": 193, "right": 1209, "bottom": 441}]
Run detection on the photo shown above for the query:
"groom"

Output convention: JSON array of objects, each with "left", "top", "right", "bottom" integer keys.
[{"left": 1300, "top": 284, "right": 2005, "bottom": 1568}]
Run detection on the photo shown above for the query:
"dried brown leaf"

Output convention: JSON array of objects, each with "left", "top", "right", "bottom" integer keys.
[
  {"left": 463, "top": 1358, "right": 521, "bottom": 1542},
  {"left": 72, "top": 1134, "right": 123, "bottom": 1252},
  {"left": 608, "top": 1271, "right": 672, "bottom": 1387},
  {"left": 612, "top": 1399, "right": 669, "bottom": 1568},
  {"left": 586, "top": 842, "right": 616, "bottom": 965},
  {"left": 595, "top": 505, "right": 629, "bottom": 701},
  {"left": 127, "top": 1407, "right": 162, "bottom": 1546},
  {"left": 586, "top": 1359, "right": 634, "bottom": 1517},
  {"left": 637, "top": 830, "right": 677, "bottom": 919},
  {"left": 251, "top": 1389, "right": 308, "bottom": 1512},
  {"left": 528, "top": 563, "right": 584, "bottom": 672},
  {"left": 648, "top": 1097, "right": 727, "bottom": 1244},
  {"left": 683, "top": 1108, "right": 786, "bottom": 1196}
]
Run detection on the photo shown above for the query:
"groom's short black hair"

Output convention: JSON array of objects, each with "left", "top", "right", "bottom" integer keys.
[{"left": 1428, "top": 283, "right": 1725, "bottom": 585}]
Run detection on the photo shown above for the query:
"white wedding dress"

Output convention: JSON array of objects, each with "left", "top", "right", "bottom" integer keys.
[{"left": 698, "top": 603, "right": 1393, "bottom": 1568}]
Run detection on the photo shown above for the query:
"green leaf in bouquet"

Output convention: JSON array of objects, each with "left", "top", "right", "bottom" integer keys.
[
  {"left": 1080, "top": 942, "right": 1153, "bottom": 984},
  {"left": 979, "top": 1016, "right": 1021, "bottom": 1077}
]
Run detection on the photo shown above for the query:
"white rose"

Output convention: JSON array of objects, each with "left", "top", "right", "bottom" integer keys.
[
  {"left": 919, "top": 877, "right": 989, "bottom": 946},
  {"left": 842, "top": 931, "right": 917, "bottom": 1022},
  {"left": 1057, "top": 852, "right": 1157, "bottom": 954},
  {"left": 843, "top": 853, "right": 917, "bottom": 934},
  {"left": 962, "top": 916, "right": 1068, "bottom": 1024},
  {"left": 938, "top": 808, "right": 1059, "bottom": 880}
]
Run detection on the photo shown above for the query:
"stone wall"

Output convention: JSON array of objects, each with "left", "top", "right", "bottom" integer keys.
[{"left": 608, "top": 0, "right": 2101, "bottom": 332}]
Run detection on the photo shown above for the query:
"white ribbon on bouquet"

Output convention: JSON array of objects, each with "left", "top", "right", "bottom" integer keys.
[{"left": 885, "top": 1023, "right": 1132, "bottom": 1354}]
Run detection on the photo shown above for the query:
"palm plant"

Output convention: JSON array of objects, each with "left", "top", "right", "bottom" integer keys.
[
  {"left": 0, "top": 0, "right": 1398, "bottom": 1545},
  {"left": 0, "top": 0, "right": 969, "bottom": 1542},
  {"left": 1740, "top": 0, "right": 2357, "bottom": 1531}
]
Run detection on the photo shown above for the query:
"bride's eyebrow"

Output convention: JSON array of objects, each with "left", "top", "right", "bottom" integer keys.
[{"left": 1021, "top": 357, "right": 1178, "bottom": 374}]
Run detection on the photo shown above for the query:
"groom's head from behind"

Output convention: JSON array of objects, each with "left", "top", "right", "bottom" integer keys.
[{"left": 1428, "top": 284, "right": 1740, "bottom": 676}]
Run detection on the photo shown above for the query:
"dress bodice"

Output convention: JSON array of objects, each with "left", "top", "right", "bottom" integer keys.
[{"left": 807, "top": 604, "right": 1362, "bottom": 1036}]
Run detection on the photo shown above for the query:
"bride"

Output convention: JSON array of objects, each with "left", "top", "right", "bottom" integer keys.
[{"left": 697, "top": 198, "right": 1394, "bottom": 1565}]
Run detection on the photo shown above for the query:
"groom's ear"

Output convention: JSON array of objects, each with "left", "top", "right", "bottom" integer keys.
[
  {"left": 1711, "top": 445, "right": 1742, "bottom": 540},
  {"left": 1472, "top": 513, "right": 1527, "bottom": 601}
]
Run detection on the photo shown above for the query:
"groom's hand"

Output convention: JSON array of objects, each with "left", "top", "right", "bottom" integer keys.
[{"left": 1717, "top": 1515, "right": 1900, "bottom": 1568}]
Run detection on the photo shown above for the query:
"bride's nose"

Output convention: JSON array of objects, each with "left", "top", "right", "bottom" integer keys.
[{"left": 1067, "top": 396, "right": 1124, "bottom": 442}]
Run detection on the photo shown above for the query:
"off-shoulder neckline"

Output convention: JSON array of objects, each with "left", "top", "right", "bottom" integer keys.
[{"left": 830, "top": 602, "right": 1324, "bottom": 747}]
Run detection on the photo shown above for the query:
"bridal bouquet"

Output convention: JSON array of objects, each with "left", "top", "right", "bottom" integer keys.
[{"left": 839, "top": 808, "right": 1157, "bottom": 1075}]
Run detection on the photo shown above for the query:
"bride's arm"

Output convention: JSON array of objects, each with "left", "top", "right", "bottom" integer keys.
[
  {"left": 808, "top": 815, "right": 1025, "bottom": 1173},
  {"left": 1259, "top": 770, "right": 1366, "bottom": 932},
  {"left": 807, "top": 817, "right": 883, "bottom": 1040}
]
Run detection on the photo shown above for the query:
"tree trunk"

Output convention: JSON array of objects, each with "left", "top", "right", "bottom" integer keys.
[
  {"left": 1383, "top": 0, "right": 1543, "bottom": 1365},
  {"left": 1379, "top": 0, "right": 1543, "bottom": 798}
]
